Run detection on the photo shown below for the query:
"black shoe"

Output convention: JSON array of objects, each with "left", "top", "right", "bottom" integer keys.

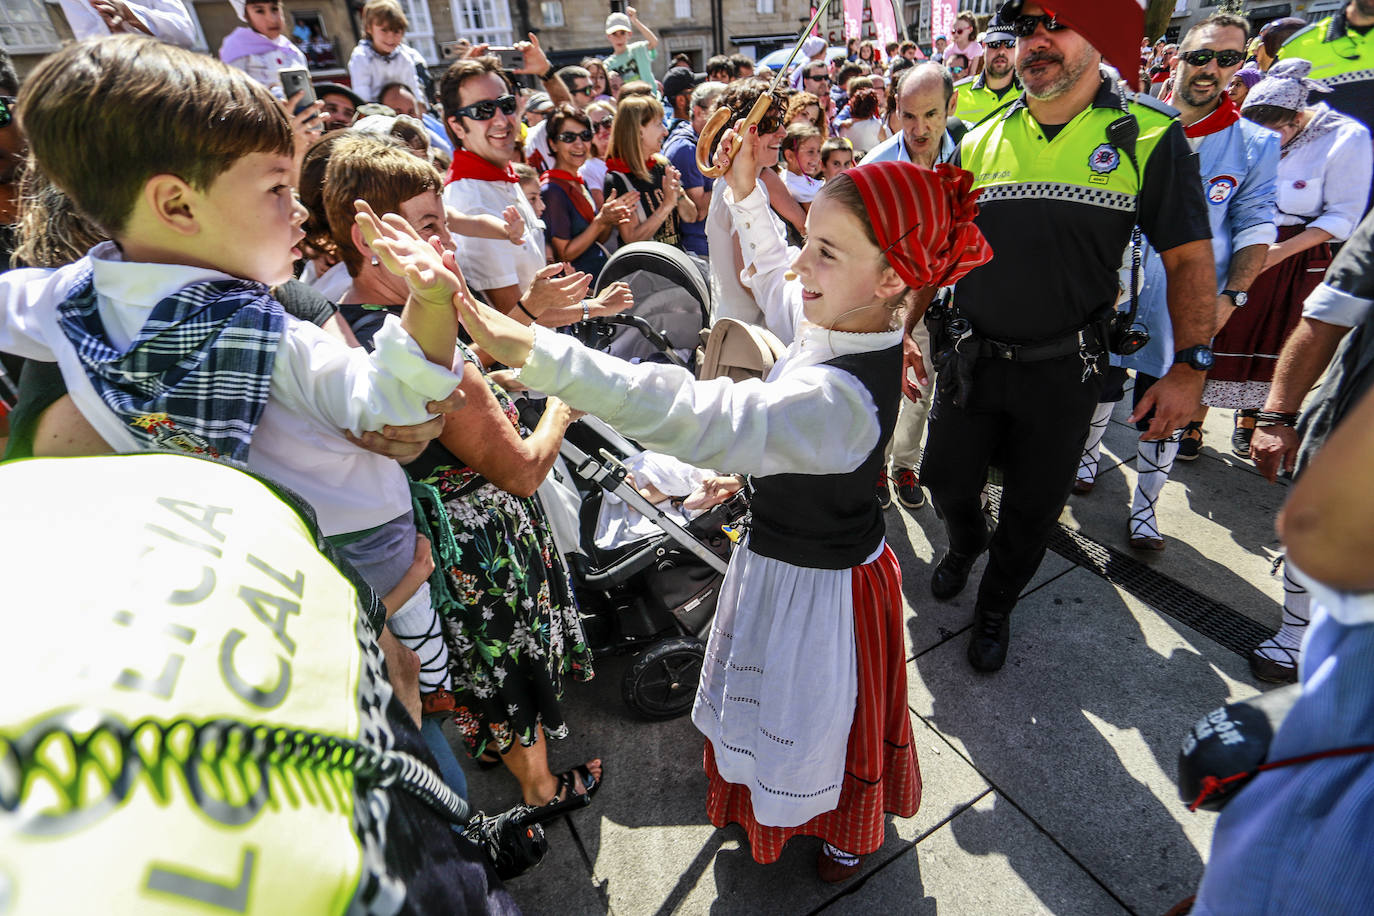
[
  {"left": 931, "top": 549, "right": 978, "bottom": 600},
  {"left": 1232, "top": 410, "right": 1257, "bottom": 459},
  {"left": 967, "top": 606, "right": 1010, "bottom": 673},
  {"left": 1177, "top": 421, "right": 1203, "bottom": 461},
  {"left": 895, "top": 467, "right": 924, "bottom": 509},
  {"left": 876, "top": 470, "right": 892, "bottom": 509}
]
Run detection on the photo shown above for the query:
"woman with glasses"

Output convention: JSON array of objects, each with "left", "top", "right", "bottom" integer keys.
[
  {"left": 604, "top": 94, "right": 696, "bottom": 248},
  {"left": 581, "top": 99, "right": 616, "bottom": 208},
  {"left": 540, "top": 105, "right": 635, "bottom": 281}
]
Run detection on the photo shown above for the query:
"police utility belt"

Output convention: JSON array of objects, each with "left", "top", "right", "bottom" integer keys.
[{"left": 926, "top": 297, "right": 1114, "bottom": 408}]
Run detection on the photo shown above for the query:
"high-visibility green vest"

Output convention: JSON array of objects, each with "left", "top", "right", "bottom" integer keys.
[
  {"left": 0, "top": 454, "right": 402, "bottom": 915},
  {"left": 954, "top": 80, "right": 1181, "bottom": 342},
  {"left": 1278, "top": 14, "right": 1374, "bottom": 134},
  {"left": 954, "top": 74, "right": 1019, "bottom": 127}
]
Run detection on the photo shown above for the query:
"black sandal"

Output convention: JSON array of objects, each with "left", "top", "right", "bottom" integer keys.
[
  {"left": 1232, "top": 409, "right": 1257, "bottom": 459},
  {"left": 549, "top": 763, "right": 602, "bottom": 804},
  {"left": 474, "top": 747, "right": 503, "bottom": 771}
]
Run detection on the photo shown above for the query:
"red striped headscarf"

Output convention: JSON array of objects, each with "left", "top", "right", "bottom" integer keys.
[{"left": 844, "top": 161, "right": 993, "bottom": 290}]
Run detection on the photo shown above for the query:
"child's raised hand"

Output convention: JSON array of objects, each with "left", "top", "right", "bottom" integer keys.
[
  {"left": 354, "top": 199, "right": 460, "bottom": 309},
  {"left": 501, "top": 204, "right": 526, "bottom": 244}
]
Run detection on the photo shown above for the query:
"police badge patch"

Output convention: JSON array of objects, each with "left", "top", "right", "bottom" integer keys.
[{"left": 1089, "top": 143, "right": 1121, "bottom": 175}]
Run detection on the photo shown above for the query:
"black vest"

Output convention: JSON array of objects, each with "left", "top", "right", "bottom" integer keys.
[{"left": 748, "top": 344, "right": 902, "bottom": 569}]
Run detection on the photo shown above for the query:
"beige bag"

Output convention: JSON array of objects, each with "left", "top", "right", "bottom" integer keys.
[{"left": 695, "top": 318, "right": 788, "bottom": 382}]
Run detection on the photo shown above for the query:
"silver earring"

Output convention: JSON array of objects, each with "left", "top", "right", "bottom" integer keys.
[{"left": 371, "top": 255, "right": 379, "bottom": 266}]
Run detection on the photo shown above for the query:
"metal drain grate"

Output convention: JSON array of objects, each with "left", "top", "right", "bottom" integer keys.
[{"left": 986, "top": 486, "right": 1272, "bottom": 657}]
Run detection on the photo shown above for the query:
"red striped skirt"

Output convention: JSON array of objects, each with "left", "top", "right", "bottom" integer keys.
[{"left": 703, "top": 545, "right": 921, "bottom": 864}]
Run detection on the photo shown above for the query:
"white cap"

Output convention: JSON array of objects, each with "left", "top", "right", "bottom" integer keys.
[{"left": 605, "top": 12, "right": 631, "bottom": 34}]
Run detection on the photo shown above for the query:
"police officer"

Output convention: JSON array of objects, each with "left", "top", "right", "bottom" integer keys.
[
  {"left": 954, "top": 16, "right": 1020, "bottom": 126},
  {"left": 1277, "top": 0, "right": 1374, "bottom": 213},
  {"left": 914, "top": 0, "right": 1217, "bottom": 673}
]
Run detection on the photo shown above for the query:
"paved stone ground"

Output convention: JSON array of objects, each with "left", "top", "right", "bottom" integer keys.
[{"left": 451, "top": 398, "right": 1289, "bottom": 915}]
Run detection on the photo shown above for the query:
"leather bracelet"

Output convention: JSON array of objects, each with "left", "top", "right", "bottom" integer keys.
[
  {"left": 1255, "top": 419, "right": 1297, "bottom": 429},
  {"left": 541, "top": 64, "right": 556, "bottom": 82},
  {"left": 1255, "top": 410, "right": 1299, "bottom": 425},
  {"left": 516, "top": 300, "right": 537, "bottom": 322}
]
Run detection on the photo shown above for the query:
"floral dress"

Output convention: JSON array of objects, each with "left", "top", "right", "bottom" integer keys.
[{"left": 414, "top": 345, "right": 593, "bottom": 757}]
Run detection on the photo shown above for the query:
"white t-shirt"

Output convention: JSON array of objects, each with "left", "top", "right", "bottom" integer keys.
[
  {"left": 444, "top": 176, "right": 545, "bottom": 294},
  {"left": 579, "top": 157, "right": 609, "bottom": 196},
  {"left": 781, "top": 169, "right": 824, "bottom": 204}
]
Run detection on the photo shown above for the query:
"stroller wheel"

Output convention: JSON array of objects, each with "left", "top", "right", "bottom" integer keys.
[{"left": 622, "top": 636, "right": 705, "bottom": 720}]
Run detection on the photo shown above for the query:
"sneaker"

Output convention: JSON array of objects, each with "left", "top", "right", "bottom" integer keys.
[
  {"left": 894, "top": 467, "right": 924, "bottom": 508},
  {"left": 876, "top": 470, "right": 892, "bottom": 509},
  {"left": 1177, "top": 421, "right": 1203, "bottom": 461}
]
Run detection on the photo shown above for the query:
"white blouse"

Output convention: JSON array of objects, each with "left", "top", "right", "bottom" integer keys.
[{"left": 1273, "top": 104, "right": 1373, "bottom": 241}]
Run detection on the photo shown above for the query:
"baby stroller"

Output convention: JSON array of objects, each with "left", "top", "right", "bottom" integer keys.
[{"left": 544, "top": 242, "right": 748, "bottom": 720}]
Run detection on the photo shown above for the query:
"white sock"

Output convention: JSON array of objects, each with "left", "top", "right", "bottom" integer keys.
[
  {"left": 1254, "top": 563, "right": 1310, "bottom": 664},
  {"left": 1077, "top": 401, "right": 1114, "bottom": 484},
  {"left": 1129, "top": 432, "right": 1181, "bottom": 540},
  {"left": 387, "top": 582, "right": 452, "bottom": 693}
]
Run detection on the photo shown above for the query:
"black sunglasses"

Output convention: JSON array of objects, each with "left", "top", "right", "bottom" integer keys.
[
  {"left": 805, "top": 71, "right": 831, "bottom": 82},
  {"left": 455, "top": 94, "right": 518, "bottom": 121},
  {"left": 571, "top": 84, "right": 596, "bottom": 97},
  {"left": 0, "top": 97, "right": 14, "bottom": 129},
  {"left": 1179, "top": 48, "right": 1245, "bottom": 68},
  {"left": 556, "top": 129, "right": 594, "bottom": 142},
  {"left": 592, "top": 117, "right": 614, "bottom": 131},
  {"left": 1011, "top": 14, "right": 1068, "bottom": 37},
  {"left": 985, "top": 39, "right": 1016, "bottom": 49}
]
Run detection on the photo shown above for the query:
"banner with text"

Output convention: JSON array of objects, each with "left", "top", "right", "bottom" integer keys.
[{"left": 930, "top": 0, "right": 956, "bottom": 41}]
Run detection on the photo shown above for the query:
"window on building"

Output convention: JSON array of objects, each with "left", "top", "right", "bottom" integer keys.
[
  {"left": 541, "top": 1, "right": 565, "bottom": 27},
  {"left": 675, "top": 0, "right": 691, "bottom": 20},
  {"left": 451, "top": 0, "right": 513, "bottom": 48},
  {"left": 757, "top": 0, "right": 775, "bottom": 14},
  {"left": 1, "top": 0, "right": 60, "bottom": 53},
  {"left": 397, "top": 0, "right": 437, "bottom": 62}
]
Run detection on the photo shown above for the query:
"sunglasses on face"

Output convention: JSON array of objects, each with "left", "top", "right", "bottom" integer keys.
[
  {"left": 0, "top": 96, "right": 15, "bottom": 129},
  {"left": 1179, "top": 48, "right": 1245, "bottom": 68},
  {"left": 593, "top": 117, "right": 613, "bottom": 131},
  {"left": 556, "top": 129, "right": 594, "bottom": 142},
  {"left": 806, "top": 72, "right": 830, "bottom": 82},
  {"left": 986, "top": 39, "right": 1015, "bottom": 49},
  {"left": 455, "top": 93, "right": 518, "bottom": 121},
  {"left": 571, "top": 84, "right": 596, "bottom": 97},
  {"left": 1011, "top": 14, "right": 1068, "bottom": 37}
]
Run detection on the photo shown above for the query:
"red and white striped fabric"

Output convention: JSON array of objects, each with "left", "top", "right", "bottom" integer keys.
[{"left": 703, "top": 545, "right": 921, "bottom": 863}]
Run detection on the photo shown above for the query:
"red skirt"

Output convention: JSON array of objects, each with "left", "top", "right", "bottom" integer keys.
[
  {"left": 703, "top": 546, "right": 921, "bottom": 864},
  {"left": 1210, "top": 224, "right": 1333, "bottom": 385}
]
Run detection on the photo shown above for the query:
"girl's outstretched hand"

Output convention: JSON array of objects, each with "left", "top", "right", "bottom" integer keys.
[
  {"left": 451, "top": 272, "right": 537, "bottom": 369},
  {"left": 354, "top": 199, "right": 457, "bottom": 309}
]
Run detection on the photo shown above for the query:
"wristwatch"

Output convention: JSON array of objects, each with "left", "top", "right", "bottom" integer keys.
[
  {"left": 1221, "top": 289, "right": 1248, "bottom": 307},
  {"left": 1174, "top": 344, "right": 1215, "bottom": 371}
]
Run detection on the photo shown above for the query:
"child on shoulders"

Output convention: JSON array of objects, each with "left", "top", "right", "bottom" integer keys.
[
  {"left": 602, "top": 7, "right": 658, "bottom": 90},
  {"left": 348, "top": 0, "right": 429, "bottom": 104}
]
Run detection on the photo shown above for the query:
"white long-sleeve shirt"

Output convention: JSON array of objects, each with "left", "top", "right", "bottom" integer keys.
[
  {"left": 0, "top": 243, "right": 460, "bottom": 536},
  {"left": 1273, "top": 104, "right": 1372, "bottom": 242},
  {"left": 58, "top": 0, "right": 197, "bottom": 47},
  {"left": 347, "top": 40, "right": 428, "bottom": 104}
]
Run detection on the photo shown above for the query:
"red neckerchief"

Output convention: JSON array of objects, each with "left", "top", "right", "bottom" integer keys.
[
  {"left": 1184, "top": 93, "right": 1241, "bottom": 138},
  {"left": 542, "top": 169, "right": 595, "bottom": 222},
  {"left": 445, "top": 148, "right": 519, "bottom": 184},
  {"left": 605, "top": 157, "right": 632, "bottom": 174}
]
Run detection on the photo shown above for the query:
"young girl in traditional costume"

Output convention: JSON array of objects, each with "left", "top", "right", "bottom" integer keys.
[{"left": 365, "top": 121, "right": 992, "bottom": 880}]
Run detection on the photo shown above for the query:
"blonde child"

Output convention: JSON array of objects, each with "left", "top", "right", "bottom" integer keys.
[
  {"left": 219, "top": 0, "right": 307, "bottom": 93},
  {"left": 369, "top": 117, "right": 994, "bottom": 879},
  {"left": 348, "top": 0, "right": 429, "bottom": 104}
]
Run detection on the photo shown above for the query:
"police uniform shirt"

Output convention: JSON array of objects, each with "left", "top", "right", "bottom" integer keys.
[
  {"left": 1279, "top": 11, "right": 1374, "bottom": 141},
  {"left": 954, "top": 73, "right": 1020, "bottom": 126},
  {"left": 952, "top": 77, "right": 1211, "bottom": 344}
]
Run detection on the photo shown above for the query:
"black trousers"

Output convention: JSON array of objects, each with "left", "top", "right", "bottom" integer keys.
[{"left": 921, "top": 353, "right": 1104, "bottom": 613}]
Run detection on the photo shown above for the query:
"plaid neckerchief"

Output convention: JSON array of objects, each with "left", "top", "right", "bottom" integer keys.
[{"left": 56, "top": 269, "right": 284, "bottom": 464}]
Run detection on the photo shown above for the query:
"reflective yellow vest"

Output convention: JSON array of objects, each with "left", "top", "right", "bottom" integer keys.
[
  {"left": 0, "top": 454, "right": 402, "bottom": 915},
  {"left": 954, "top": 74, "right": 1020, "bottom": 127}
]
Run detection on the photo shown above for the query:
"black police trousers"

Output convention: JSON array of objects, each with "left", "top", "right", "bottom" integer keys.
[{"left": 921, "top": 353, "right": 1104, "bottom": 613}]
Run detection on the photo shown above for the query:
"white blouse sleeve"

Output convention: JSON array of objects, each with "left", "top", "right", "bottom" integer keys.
[
  {"left": 724, "top": 184, "right": 804, "bottom": 343},
  {"left": 520, "top": 326, "right": 880, "bottom": 476},
  {"left": 268, "top": 314, "right": 461, "bottom": 434},
  {"left": 1312, "top": 123, "right": 1373, "bottom": 242}
]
